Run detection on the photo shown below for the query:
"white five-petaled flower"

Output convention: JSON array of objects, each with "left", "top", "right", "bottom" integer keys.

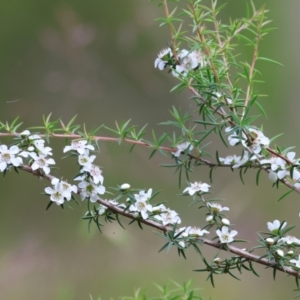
[
  {"left": 45, "top": 185, "right": 65, "bottom": 205},
  {"left": 78, "top": 150, "right": 96, "bottom": 167},
  {"left": 51, "top": 177, "right": 78, "bottom": 201},
  {"left": 208, "top": 203, "right": 229, "bottom": 214},
  {"left": 173, "top": 49, "right": 202, "bottom": 76},
  {"left": 31, "top": 139, "right": 53, "bottom": 156},
  {"left": 267, "top": 220, "right": 287, "bottom": 233},
  {"left": 216, "top": 226, "right": 238, "bottom": 244},
  {"left": 279, "top": 236, "right": 300, "bottom": 245},
  {"left": 290, "top": 255, "right": 300, "bottom": 268},
  {"left": 129, "top": 199, "right": 153, "bottom": 220},
  {"left": 183, "top": 182, "right": 210, "bottom": 196},
  {"left": 63, "top": 140, "right": 95, "bottom": 154},
  {"left": 134, "top": 188, "right": 152, "bottom": 202},
  {"left": 173, "top": 142, "right": 193, "bottom": 157},
  {"left": 0, "top": 145, "right": 22, "bottom": 171},
  {"left": 154, "top": 208, "right": 181, "bottom": 225},
  {"left": 78, "top": 179, "right": 105, "bottom": 202},
  {"left": 154, "top": 47, "right": 172, "bottom": 70},
  {"left": 29, "top": 153, "right": 55, "bottom": 174},
  {"left": 82, "top": 164, "right": 104, "bottom": 185},
  {"left": 187, "top": 226, "right": 209, "bottom": 237}
]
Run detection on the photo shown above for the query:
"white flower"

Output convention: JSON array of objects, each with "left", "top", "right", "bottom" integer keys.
[
  {"left": 32, "top": 139, "right": 53, "bottom": 156},
  {"left": 78, "top": 150, "right": 96, "bottom": 167},
  {"left": 129, "top": 199, "right": 153, "bottom": 220},
  {"left": 267, "top": 220, "right": 287, "bottom": 233},
  {"left": 174, "top": 49, "right": 201, "bottom": 75},
  {"left": 152, "top": 204, "right": 167, "bottom": 214},
  {"left": 154, "top": 208, "right": 181, "bottom": 225},
  {"left": 154, "top": 48, "right": 172, "bottom": 70},
  {"left": 29, "top": 153, "right": 55, "bottom": 174},
  {"left": 178, "top": 241, "right": 186, "bottom": 248},
  {"left": 63, "top": 140, "right": 95, "bottom": 154},
  {"left": 51, "top": 178, "right": 77, "bottom": 201},
  {"left": 225, "top": 127, "right": 244, "bottom": 146},
  {"left": 279, "top": 236, "right": 300, "bottom": 245},
  {"left": 243, "top": 128, "right": 270, "bottom": 154},
  {"left": 208, "top": 203, "right": 229, "bottom": 213},
  {"left": 188, "top": 226, "right": 209, "bottom": 237},
  {"left": 78, "top": 179, "right": 105, "bottom": 202},
  {"left": 290, "top": 255, "right": 300, "bottom": 268},
  {"left": 183, "top": 182, "right": 210, "bottom": 195},
  {"left": 232, "top": 152, "right": 249, "bottom": 169},
  {"left": 173, "top": 142, "right": 193, "bottom": 157},
  {"left": 98, "top": 204, "right": 107, "bottom": 215},
  {"left": 216, "top": 226, "right": 238, "bottom": 244},
  {"left": 82, "top": 164, "right": 104, "bottom": 185},
  {"left": 175, "top": 227, "right": 189, "bottom": 238},
  {"left": 45, "top": 185, "right": 65, "bottom": 205},
  {"left": 219, "top": 154, "right": 242, "bottom": 165},
  {"left": 0, "top": 145, "right": 22, "bottom": 171},
  {"left": 134, "top": 188, "right": 152, "bottom": 202}
]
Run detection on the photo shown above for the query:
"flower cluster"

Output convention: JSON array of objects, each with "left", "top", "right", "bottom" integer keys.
[
  {"left": 0, "top": 130, "right": 56, "bottom": 174},
  {"left": 127, "top": 188, "right": 181, "bottom": 226},
  {"left": 45, "top": 178, "right": 77, "bottom": 205},
  {"left": 62, "top": 140, "right": 106, "bottom": 203},
  {"left": 154, "top": 47, "right": 204, "bottom": 77},
  {"left": 175, "top": 226, "right": 209, "bottom": 248},
  {"left": 260, "top": 152, "right": 300, "bottom": 184}
]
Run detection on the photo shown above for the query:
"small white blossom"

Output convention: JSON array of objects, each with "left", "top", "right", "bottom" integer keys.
[
  {"left": 188, "top": 226, "right": 209, "bottom": 237},
  {"left": 78, "top": 179, "right": 105, "bottom": 202},
  {"left": 152, "top": 204, "right": 167, "bottom": 214},
  {"left": 174, "top": 49, "right": 201, "bottom": 75},
  {"left": 0, "top": 145, "right": 22, "bottom": 171},
  {"left": 154, "top": 208, "right": 181, "bottom": 225},
  {"left": 208, "top": 203, "right": 229, "bottom": 213},
  {"left": 267, "top": 220, "right": 287, "bottom": 233},
  {"left": 51, "top": 178, "right": 77, "bottom": 201},
  {"left": 32, "top": 139, "right": 53, "bottom": 156},
  {"left": 154, "top": 47, "right": 172, "bottom": 70},
  {"left": 45, "top": 185, "right": 64, "bottom": 205},
  {"left": 98, "top": 204, "right": 107, "bottom": 215},
  {"left": 129, "top": 199, "right": 153, "bottom": 220},
  {"left": 82, "top": 164, "right": 104, "bottom": 185},
  {"left": 183, "top": 182, "right": 210, "bottom": 195},
  {"left": 279, "top": 236, "right": 300, "bottom": 245},
  {"left": 63, "top": 140, "right": 95, "bottom": 154},
  {"left": 216, "top": 226, "right": 238, "bottom": 244},
  {"left": 290, "top": 255, "right": 300, "bottom": 268},
  {"left": 29, "top": 153, "right": 55, "bottom": 174},
  {"left": 78, "top": 150, "right": 96, "bottom": 167},
  {"left": 134, "top": 188, "right": 152, "bottom": 202},
  {"left": 219, "top": 154, "right": 242, "bottom": 165},
  {"left": 175, "top": 227, "right": 189, "bottom": 238},
  {"left": 178, "top": 241, "right": 186, "bottom": 248},
  {"left": 173, "top": 142, "right": 193, "bottom": 157}
]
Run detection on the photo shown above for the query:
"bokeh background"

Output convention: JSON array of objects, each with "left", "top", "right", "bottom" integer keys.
[{"left": 0, "top": 0, "right": 300, "bottom": 299}]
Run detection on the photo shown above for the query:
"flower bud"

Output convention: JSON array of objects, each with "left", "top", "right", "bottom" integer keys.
[
  {"left": 120, "top": 183, "right": 131, "bottom": 190},
  {"left": 206, "top": 215, "right": 214, "bottom": 222},
  {"left": 276, "top": 249, "right": 284, "bottom": 257},
  {"left": 213, "top": 257, "right": 222, "bottom": 264},
  {"left": 221, "top": 218, "right": 230, "bottom": 226},
  {"left": 266, "top": 238, "right": 274, "bottom": 245}
]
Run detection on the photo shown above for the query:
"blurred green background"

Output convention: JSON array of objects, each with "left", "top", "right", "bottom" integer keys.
[{"left": 0, "top": 0, "right": 299, "bottom": 299}]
